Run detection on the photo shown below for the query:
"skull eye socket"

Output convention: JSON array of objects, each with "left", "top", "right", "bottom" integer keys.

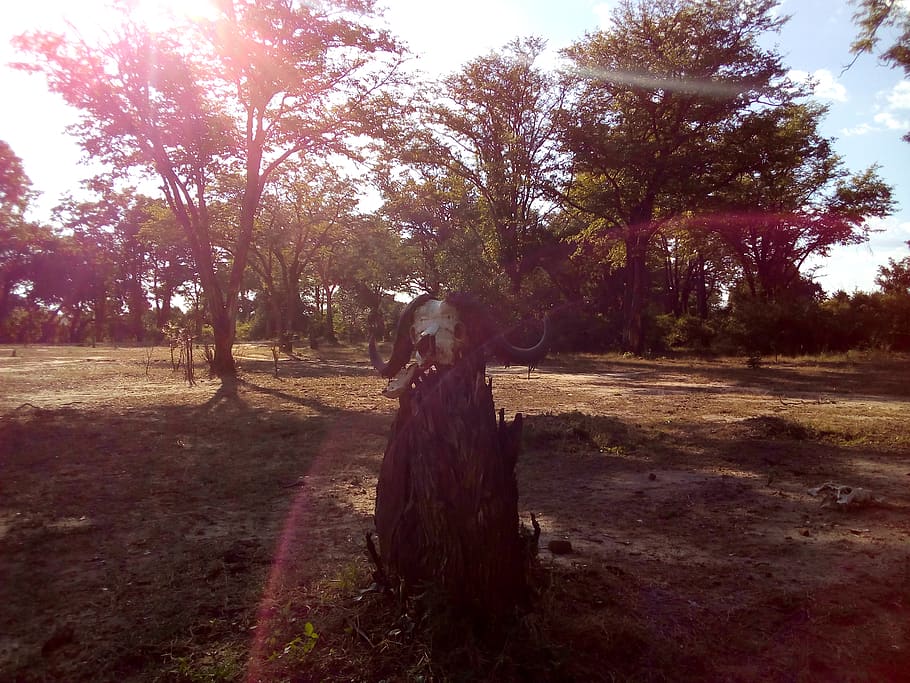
[{"left": 453, "top": 322, "right": 466, "bottom": 341}]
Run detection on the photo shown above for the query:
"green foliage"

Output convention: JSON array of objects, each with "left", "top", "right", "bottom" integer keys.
[
  {"left": 851, "top": 0, "right": 910, "bottom": 73},
  {"left": 268, "top": 622, "right": 319, "bottom": 663},
  {"left": 658, "top": 314, "right": 717, "bottom": 350},
  {"left": 0, "top": 140, "right": 33, "bottom": 219},
  {"left": 234, "top": 320, "right": 254, "bottom": 342},
  {"left": 876, "top": 242, "right": 910, "bottom": 295},
  {"left": 721, "top": 278, "right": 826, "bottom": 355},
  {"left": 561, "top": 0, "right": 794, "bottom": 351},
  {"left": 406, "top": 37, "right": 565, "bottom": 293},
  {"left": 549, "top": 307, "right": 623, "bottom": 353}
]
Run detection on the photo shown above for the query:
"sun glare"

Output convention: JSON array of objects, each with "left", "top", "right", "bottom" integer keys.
[
  {"left": 128, "top": 0, "right": 220, "bottom": 32},
  {"left": 2, "top": 0, "right": 220, "bottom": 44}
]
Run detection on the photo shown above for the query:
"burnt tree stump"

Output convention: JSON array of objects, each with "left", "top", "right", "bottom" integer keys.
[{"left": 374, "top": 356, "right": 529, "bottom": 616}]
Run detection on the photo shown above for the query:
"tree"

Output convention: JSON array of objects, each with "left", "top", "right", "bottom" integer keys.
[
  {"left": 851, "top": 0, "right": 910, "bottom": 69},
  {"left": 405, "top": 37, "right": 566, "bottom": 294},
  {"left": 249, "top": 162, "right": 359, "bottom": 339},
  {"left": 379, "top": 169, "right": 494, "bottom": 296},
  {"left": 0, "top": 140, "right": 32, "bottom": 221},
  {"left": 137, "top": 200, "right": 194, "bottom": 331},
  {"left": 852, "top": 3, "right": 910, "bottom": 70},
  {"left": 16, "top": 0, "right": 407, "bottom": 375},
  {"left": 0, "top": 141, "right": 41, "bottom": 333},
  {"left": 560, "top": 0, "right": 791, "bottom": 352},
  {"left": 52, "top": 187, "right": 162, "bottom": 342},
  {"left": 333, "top": 215, "right": 412, "bottom": 342},
  {"left": 876, "top": 240, "right": 910, "bottom": 295},
  {"left": 703, "top": 104, "right": 894, "bottom": 300},
  {"left": 653, "top": 220, "right": 731, "bottom": 319}
]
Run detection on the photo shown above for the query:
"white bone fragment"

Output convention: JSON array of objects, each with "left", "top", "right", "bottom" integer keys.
[
  {"left": 808, "top": 482, "right": 878, "bottom": 509},
  {"left": 382, "top": 363, "right": 419, "bottom": 399}
]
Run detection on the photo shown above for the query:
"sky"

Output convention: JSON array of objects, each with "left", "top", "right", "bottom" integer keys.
[{"left": 1, "top": 0, "right": 908, "bottom": 294}]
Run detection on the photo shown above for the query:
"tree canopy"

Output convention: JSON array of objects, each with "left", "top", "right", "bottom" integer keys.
[{"left": 3, "top": 0, "right": 904, "bottom": 357}]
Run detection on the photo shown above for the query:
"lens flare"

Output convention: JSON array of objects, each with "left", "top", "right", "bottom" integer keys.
[{"left": 566, "top": 64, "right": 754, "bottom": 99}]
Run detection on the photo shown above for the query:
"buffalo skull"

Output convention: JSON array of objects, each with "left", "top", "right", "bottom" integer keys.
[{"left": 369, "top": 294, "right": 549, "bottom": 398}]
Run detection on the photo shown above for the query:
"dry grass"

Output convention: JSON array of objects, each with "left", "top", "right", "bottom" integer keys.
[{"left": 1, "top": 344, "right": 908, "bottom": 681}]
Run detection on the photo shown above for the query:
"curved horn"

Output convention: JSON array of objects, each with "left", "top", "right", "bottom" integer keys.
[
  {"left": 369, "top": 293, "right": 433, "bottom": 378},
  {"left": 493, "top": 314, "right": 550, "bottom": 367},
  {"left": 445, "top": 293, "right": 550, "bottom": 367}
]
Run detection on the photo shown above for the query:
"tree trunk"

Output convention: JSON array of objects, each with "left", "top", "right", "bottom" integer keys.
[
  {"left": 93, "top": 288, "right": 107, "bottom": 344},
  {"left": 374, "top": 355, "right": 531, "bottom": 617},
  {"left": 128, "top": 277, "right": 145, "bottom": 342},
  {"left": 623, "top": 233, "right": 649, "bottom": 354},
  {"left": 324, "top": 284, "right": 337, "bottom": 343},
  {"left": 695, "top": 253, "right": 709, "bottom": 319},
  {"left": 209, "top": 306, "right": 236, "bottom": 377},
  {"left": 155, "top": 288, "right": 173, "bottom": 330}
]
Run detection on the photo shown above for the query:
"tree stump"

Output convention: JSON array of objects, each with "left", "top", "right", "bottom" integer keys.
[{"left": 374, "top": 355, "right": 530, "bottom": 616}]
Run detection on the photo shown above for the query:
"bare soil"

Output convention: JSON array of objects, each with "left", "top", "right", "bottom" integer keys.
[{"left": 1, "top": 344, "right": 908, "bottom": 682}]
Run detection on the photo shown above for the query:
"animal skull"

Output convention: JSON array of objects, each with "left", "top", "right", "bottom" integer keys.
[
  {"left": 369, "top": 293, "right": 550, "bottom": 399},
  {"left": 410, "top": 300, "right": 466, "bottom": 369},
  {"left": 379, "top": 300, "right": 465, "bottom": 399}
]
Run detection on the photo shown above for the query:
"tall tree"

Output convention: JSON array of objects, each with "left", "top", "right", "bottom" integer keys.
[
  {"left": 16, "top": 0, "right": 407, "bottom": 375},
  {"left": 0, "top": 141, "right": 41, "bottom": 332},
  {"left": 379, "top": 170, "right": 492, "bottom": 296},
  {"left": 137, "top": 199, "right": 194, "bottom": 331},
  {"left": 654, "top": 220, "right": 731, "bottom": 318},
  {"left": 406, "top": 37, "right": 566, "bottom": 294},
  {"left": 53, "top": 187, "right": 162, "bottom": 342},
  {"left": 250, "top": 161, "right": 358, "bottom": 338},
  {"left": 703, "top": 103, "right": 894, "bottom": 300},
  {"left": 560, "top": 0, "right": 791, "bottom": 352}
]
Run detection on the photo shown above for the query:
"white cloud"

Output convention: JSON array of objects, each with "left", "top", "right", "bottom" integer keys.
[
  {"left": 812, "top": 69, "right": 849, "bottom": 102},
  {"left": 873, "top": 111, "right": 910, "bottom": 130},
  {"left": 789, "top": 68, "right": 849, "bottom": 102},
  {"left": 809, "top": 218, "right": 910, "bottom": 294},
  {"left": 841, "top": 80, "right": 910, "bottom": 136},
  {"left": 886, "top": 80, "right": 910, "bottom": 109},
  {"left": 841, "top": 122, "right": 877, "bottom": 137}
]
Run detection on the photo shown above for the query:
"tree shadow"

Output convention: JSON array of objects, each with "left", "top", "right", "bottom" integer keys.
[
  {"left": 0, "top": 392, "right": 378, "bottom": 681},
  {"left": 514, "top": 409, "right": 910, "bottom": 680},
  {"left": 544, "top": 354, "right": 910, "bottom": 400}
]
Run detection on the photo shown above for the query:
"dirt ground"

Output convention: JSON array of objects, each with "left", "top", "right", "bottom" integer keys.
[{"left": 1, "top": 344, "right": 908, "bottom": 682}]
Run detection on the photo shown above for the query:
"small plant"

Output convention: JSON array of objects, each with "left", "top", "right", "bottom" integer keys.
[
  {"left": 269, "top": 622, "right": 319, "bottom": 663},
  {"left": 746, "top": 353, "right": 762, "bottom": 369}
]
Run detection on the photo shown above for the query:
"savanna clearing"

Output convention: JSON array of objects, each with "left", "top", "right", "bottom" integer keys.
[{"left": 1, "top": 344, "right": 908, "bottom": 682}]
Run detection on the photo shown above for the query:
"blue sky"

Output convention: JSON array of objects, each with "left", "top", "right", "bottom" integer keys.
[{"left": 2, "top": 0, "right": 908, "bottom": 293}]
